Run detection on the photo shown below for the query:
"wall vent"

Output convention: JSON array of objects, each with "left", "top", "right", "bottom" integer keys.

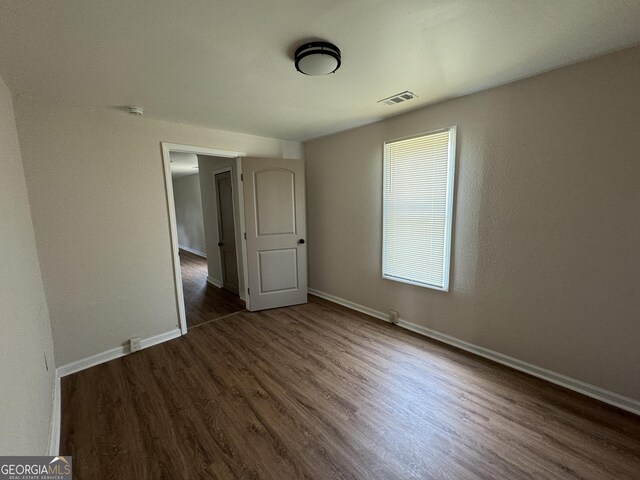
[{"left": 378, "top": 91, "right": 418, "bottom": 106}]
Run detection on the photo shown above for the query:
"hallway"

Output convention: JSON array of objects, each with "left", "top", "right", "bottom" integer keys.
[{"left": 180, "top": 250, "right": 245, "bottom": 328}]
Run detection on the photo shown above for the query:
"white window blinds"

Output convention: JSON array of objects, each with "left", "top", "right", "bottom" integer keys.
[{"left": 383, "top": 127, "right": 456, "bottom": 291}]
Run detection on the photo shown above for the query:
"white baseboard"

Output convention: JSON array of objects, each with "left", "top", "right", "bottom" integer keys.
[
  {"left": 179, "top": 245, "right": 207, "bottom": 258},
  {"left": 207, "top": 276, "right": 223, "bottom": 288},
  {"left": 56, "top": 328, "right": 182, "bottom": 377},
  {"left": 309, "top": 289, "right": 389, "bottom": 322},
  {"left": 47, "top": 373, "right": 61, "bottom": 456},
  {"left": 308, "top": 288, "right": 640, "bottom": 416}
]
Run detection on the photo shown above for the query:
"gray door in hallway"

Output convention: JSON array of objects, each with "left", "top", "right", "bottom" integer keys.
[{"left": 215, "top": 170, "right": 239, "bottom": 295}]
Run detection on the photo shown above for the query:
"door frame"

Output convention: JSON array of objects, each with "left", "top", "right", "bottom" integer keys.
[
  {"left": 160, "top": 142, "right": 248, "bottom": 335},
  {"left": 211, "top": 166, "right": 242, "bottom": 297}
]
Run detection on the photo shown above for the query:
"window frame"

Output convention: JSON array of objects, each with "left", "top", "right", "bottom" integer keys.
[{"left": 381, "top": 125, "right": 457, "bottom": 292}]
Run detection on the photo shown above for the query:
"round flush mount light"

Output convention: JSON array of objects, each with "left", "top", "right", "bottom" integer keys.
[{"left": 294, "top": 41, "right": 341, "bottom": 76}]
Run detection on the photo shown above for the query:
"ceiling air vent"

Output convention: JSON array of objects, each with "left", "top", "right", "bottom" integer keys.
[{"left": 378, "top": 91, "right": 418, "bottom": 106}]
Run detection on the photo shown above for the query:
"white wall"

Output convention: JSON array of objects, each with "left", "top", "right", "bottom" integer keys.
[
  {"left": 14, "top": 96, "right": 302, "bottom": 366},
  {"left": 0, "top": 77, "right": 56, "bottom": 454},
  {"left": 305, "top": 46, "right": 640, "bottom": 402},
  {"left": 171, "top": 173, "right": 206, "bottom": 256}
]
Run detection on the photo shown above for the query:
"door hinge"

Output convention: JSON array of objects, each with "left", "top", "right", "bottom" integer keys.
[
  {"left": 244, "top": 232, "right": 247, "bottom": 240},
  {"left": 247, "top": 288, "right": 250, "bottom": 295},
  {"left": 240, "top": 173, "right": 244, "bottom": 181}
]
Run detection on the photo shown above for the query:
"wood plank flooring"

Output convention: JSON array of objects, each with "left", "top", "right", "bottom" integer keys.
[
  {"left": 60, "top": 296, "right": 640, "bottom": 479},
  {"left": 180, "top": 249, "right": 245, "bottom": 328}
]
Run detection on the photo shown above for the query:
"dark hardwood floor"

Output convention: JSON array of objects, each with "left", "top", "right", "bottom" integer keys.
[
  {"left": 180, "top": 249, "right": 245, "bottom": 328},
  {"left": 60, "top": 296, "right": 640, "bottom": 479}
]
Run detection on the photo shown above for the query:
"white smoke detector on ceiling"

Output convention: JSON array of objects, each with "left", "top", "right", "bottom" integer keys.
[{"left": 127, "top": 105, "right": 144, "bottom": 115}]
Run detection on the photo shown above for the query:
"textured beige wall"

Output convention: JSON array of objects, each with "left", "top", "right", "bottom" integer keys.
[
  {"left": 14, "top": 97, "right": 302, "bottom": 366},
  {"left": 172, "top": 173, "right": 206, "bottom": 256},
  {"left": 305, "top": 46, "right": 640, "bottom": 401},
  {"left": 0, "top": 78, "right": 55, "bottom": 454}
]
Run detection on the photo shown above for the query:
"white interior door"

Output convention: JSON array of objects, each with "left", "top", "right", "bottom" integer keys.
[{"left": 242, "top": 157, "right": 307, "bottom": 311}]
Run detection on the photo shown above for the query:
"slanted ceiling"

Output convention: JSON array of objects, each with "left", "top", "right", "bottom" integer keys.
[{"left": 0, "top": 0, "right": 639, "bottom": 141}]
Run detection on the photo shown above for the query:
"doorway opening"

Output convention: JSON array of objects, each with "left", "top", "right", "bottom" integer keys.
[{"left": 161, "top": 143, "right": 249, "bottom": 334}]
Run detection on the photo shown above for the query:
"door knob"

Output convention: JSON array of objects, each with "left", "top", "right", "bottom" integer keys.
[
  {"left": 218, "top": 242, "right": 223, "bottom": 247},
  {"left": 298, "top": 239, "right": 305, "bottom": 244}
]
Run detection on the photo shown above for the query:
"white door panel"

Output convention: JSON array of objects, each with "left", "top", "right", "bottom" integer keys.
[
  {"left": 243, "top": 158, "right": 307, "bottom": 311},
  {"left": 258, "top": 249, "right": 298, "bottom": 293},
  {"left": 255, "top": 169, "right": 296, "bottom": 235}
]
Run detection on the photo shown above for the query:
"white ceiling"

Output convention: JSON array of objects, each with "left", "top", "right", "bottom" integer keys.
[
  {"left": 1, "top": 1, "right": 639, "bottom": 141},
  {"left": 170, "top": 152, "right": 199, "bottom": 179}
]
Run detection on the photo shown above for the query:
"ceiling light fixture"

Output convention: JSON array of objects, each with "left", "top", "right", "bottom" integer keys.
[{"left": 294, "top": 41, "right": 341, "bottom": 76}]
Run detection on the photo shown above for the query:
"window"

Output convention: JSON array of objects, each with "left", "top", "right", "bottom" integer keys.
[{"left": 382, "top": 126, "right": 456, "bottom": 291}]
